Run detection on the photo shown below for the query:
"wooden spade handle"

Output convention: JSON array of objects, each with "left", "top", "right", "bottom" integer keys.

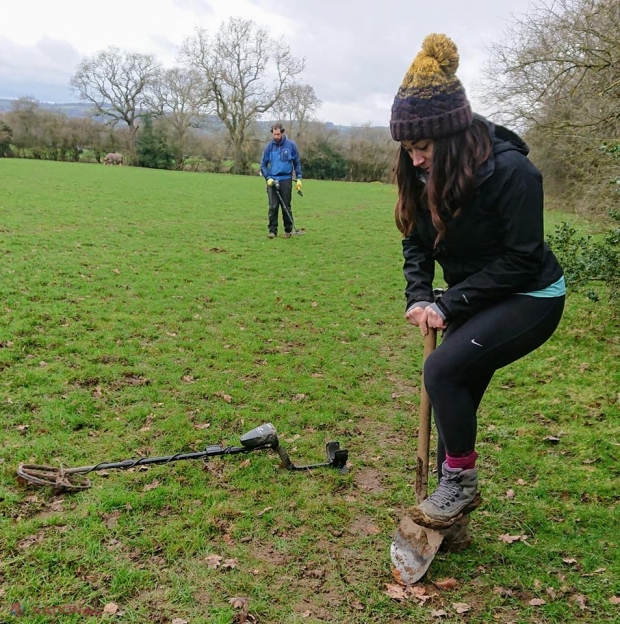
[{"left": 415, "top": 328, "right": 437, "bottom": 503}]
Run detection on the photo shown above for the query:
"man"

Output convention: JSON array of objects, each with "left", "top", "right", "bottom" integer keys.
[{"left": 260, "top": 123, "right": 303, "bottom": 238}]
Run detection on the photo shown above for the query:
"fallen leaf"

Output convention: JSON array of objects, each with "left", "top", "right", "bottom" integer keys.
[
  {"left": 452, "top": 602, "right": 471, "bottom": 614},
  {"left": 431, "top": 610, "right": 448, "bottom": 618},
  {"left": 543, "top": 435, "right": 560, "bottom": 444},
  {"left": 529, "top": 598, "right": 546, "bottom": 606},
  {"left": 385, "top": 583, "right": 409, "bottom": 601},
  {"left": 609, "top": 596, "right": 620, "bottom": 605},
  {"left": 434, "top": 578, "right": 458, "bottom": 590},
  {"left": 222, "top": 558, "right": 238, "bottom": 569},
  {"left": 499, "top": 534, "right": 527, "bottom": 544},
  {"left": 516, "top": 479, "right": 527, "bottom": 486},
  {"left": 562, "top": 558, "right": 578, "bottom": 565},
  {"left": 257, "top": 507, "right": 273, "bottom": 517},
  {"left": 572, "top": 594, "right": 587, "bottom": 610},
  {"left": 229, "top": 597, "right": 248, "bottom": 609},
  {"left": 103, "top": 603, "right": 119, "bottom": 614},
  {"left": 205, "top": 554, "right": 223, "bottom": 569},
  {"left": 143, "top": 479, "right": 160, "bottom": 492},
  {"left": 301, "top": 611, "right": 312, "bottom": 618},
  {"left": 493, "top": 587, "right": 513, "bottom": 597},
  {"left": 193, "top": 423, "right": 211, "bottom": 430},
  {"left": 103, "top": 510, "right": 121, "bottom": 529},
  {"left": 506, "top": 489, "right": 515, "bottom": 499},
  {"left": 172, "top": 619, "right": 188, "bottom": 624},
  {"left": 411, "top": 585, "right": 432, "bottom": 602}
]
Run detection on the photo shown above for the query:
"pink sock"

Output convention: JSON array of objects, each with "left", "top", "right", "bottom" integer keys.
[{"left": 446, "top": 450, "right": 478, "bottom": 471}]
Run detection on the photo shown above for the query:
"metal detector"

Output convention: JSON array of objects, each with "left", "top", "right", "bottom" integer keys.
[
  {"left": 272, "top": 181, "right": 305, "bottom": 235},
  {"left": 16, "top": 423, "right": 348, "bottom": 492}
]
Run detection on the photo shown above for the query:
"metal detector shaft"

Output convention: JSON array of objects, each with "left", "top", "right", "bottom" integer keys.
[
  {"left": 273, "top": 186, "right": 303, "bottom": 234},
  {"left": 35, "top": 444, "right": 276, "bottom": 476}
]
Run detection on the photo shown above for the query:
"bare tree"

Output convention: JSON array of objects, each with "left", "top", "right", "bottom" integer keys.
[
  {"left": 270, "top": 83, "right": 321, "bottom": 147},
  {"left": 483, "top": 0, "right": 620, "bottom": 132},
  {"left": 345, "top": 124, "right": 394, "bottom": 182},
  {"left": 70, "top": 46, "right": 161, "bottom": 157},
  {"left": 145, "top": 67, "right": 206, "bottom": 169},
  {"left": 5, "top": 97, "right": 40, "bottom": 154},
  {"left": 481, "top": 0, "right": 620, "bottom": 213},
  {"left": 181, "top": 18, "right": 305, "bottom": 174}
]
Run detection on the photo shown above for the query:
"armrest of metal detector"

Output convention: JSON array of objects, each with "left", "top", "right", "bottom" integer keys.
[
  {"left": 275, "top": 439, "right": 348, "bottom": 473},
  {"left": 326, "top": 441, "right": 348, "bottom": 473}
]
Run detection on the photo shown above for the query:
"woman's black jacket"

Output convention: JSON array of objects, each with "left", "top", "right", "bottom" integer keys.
[{"left": 401, "top": 117, "right": 564, "bottom": 321}]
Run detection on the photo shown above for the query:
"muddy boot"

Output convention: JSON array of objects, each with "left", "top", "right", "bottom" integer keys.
[
  {"left": 439, "top": 514, "right": 472, "bottom": 552},
  {"left": 408, "top": 463, "right": 480, "bottom": 530}
]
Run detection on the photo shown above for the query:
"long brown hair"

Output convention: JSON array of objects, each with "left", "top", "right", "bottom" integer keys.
[{"left": 394, "top": 118, "right": 493, "bottom": 244}]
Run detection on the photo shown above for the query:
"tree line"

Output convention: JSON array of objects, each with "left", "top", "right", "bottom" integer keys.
[
  {"left": 1, "top": 2, "right": 618, "bottom": 205},
  {"left": 481, "top": 0, "right": 619, "bottom": 306},
  {"left": 0, "top": 17, "right": 395, "bottom": 181}
]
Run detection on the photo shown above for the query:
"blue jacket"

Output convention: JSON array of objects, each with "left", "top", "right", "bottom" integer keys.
[{"left": 260, "top": 136, "right": 302, "bottom": 181}]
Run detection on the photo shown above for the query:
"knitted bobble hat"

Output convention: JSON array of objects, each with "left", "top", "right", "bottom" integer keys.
[{"left": 390, "top": 33, "right": 473, "bottom": 142}]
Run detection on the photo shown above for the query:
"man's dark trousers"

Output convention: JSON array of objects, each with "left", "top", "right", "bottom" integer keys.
[{"left": 267, "top": 178, "right": 293, "bottom": 235}]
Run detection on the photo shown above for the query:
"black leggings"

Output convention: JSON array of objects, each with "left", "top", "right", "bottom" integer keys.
[{"left": 423, "top": 295, "right": 565, "bottom": 467}]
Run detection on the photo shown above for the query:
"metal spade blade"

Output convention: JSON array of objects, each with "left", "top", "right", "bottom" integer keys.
[{"left": 390, "top": 516, "right": 444, "bottom": 585}]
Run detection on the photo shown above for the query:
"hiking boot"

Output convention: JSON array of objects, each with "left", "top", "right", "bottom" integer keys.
[
  {"left": 283, "top": 232, "right": 292, "bottom": 238},
  {"left": 268, "top": 232, "right": 276, "bottom": 239},
  {"left": 416, "top": 463, "right": 478, "bottom": 522}
]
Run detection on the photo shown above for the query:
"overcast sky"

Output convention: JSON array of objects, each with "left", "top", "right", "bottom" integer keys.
[{"left": 0, "top": 0, "right": 537, "bottom": 127}]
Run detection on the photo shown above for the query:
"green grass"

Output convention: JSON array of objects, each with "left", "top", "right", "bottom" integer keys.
[{"left": 0, "top": 159, "right": 619, "bottom": 623}]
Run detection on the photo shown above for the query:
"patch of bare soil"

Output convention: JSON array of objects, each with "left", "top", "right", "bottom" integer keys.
[{"left": 353, "top": 468, "right": 385, "bottom": 493}]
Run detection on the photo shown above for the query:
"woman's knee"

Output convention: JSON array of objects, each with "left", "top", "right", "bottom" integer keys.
[{"left": 423, "top": 350, "right": 454, "bottom": 395}]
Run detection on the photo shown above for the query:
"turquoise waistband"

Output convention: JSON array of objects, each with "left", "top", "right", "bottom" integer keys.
[{"left": 519, "top": 275, "right": 566, "bottom": 298}]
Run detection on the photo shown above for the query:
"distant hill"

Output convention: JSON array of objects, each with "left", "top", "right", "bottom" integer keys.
[
  {"left": 0, "top": 98, "right": 384, "bottom": 134},
  {"left": 0, "top": 98, "right": 96, "bottom": 117}
]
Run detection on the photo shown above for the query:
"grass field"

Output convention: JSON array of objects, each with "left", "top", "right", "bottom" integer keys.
[{"left": 0, "top": 159, "right": 619, "bottom": 623}]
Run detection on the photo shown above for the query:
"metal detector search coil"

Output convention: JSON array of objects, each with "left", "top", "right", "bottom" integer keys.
[{"left": 16, "top": 423, "right": 348, "bottom": 492}]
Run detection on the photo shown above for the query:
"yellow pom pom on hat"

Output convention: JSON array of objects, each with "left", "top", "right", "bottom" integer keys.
[{"left": 390, "top": 33, "right": 473, "bottom": 142}]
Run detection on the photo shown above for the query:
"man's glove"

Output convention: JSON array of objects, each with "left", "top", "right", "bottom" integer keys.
[
  {"left": 267, "top": 178, "right": 275, "bottom": 187},
  {"left": 296, "top": 179, "right": 302, "bottom": 192}
]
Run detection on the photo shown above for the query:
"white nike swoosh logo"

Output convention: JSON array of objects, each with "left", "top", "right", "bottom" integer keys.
[{"left": 471, "top": 339, "right": 483, "bottom": 347}]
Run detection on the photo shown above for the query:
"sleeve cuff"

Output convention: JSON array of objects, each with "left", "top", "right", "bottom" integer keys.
[
  {"left": 428, "top": 302, "right": 447, "bottom": 321},
  {"left": 405, "top": 301, "right": 431, "bottom": 315}
]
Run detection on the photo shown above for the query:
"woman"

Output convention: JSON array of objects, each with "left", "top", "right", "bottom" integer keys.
[{"left": 390, "top": 34, "right": 565, "bottom": 528}]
